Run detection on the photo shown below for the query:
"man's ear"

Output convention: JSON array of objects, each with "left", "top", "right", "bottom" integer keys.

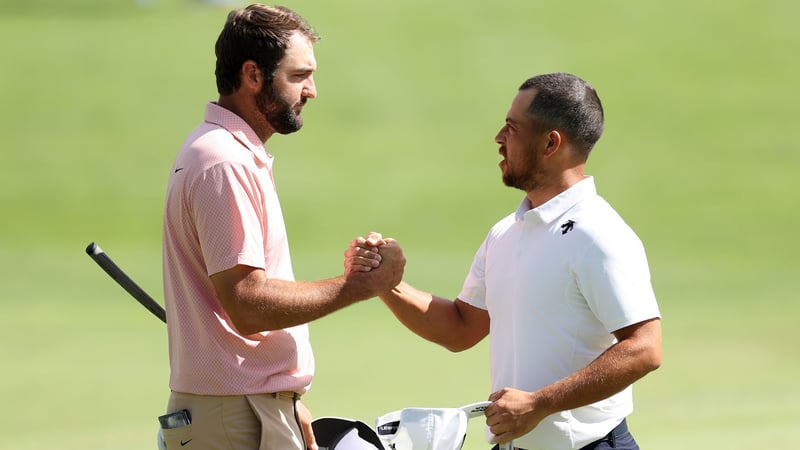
[
  {"left": 543, "top": 130, "right": 563, "bottom": 158},
  {"left": 240, "top": 60, "right": 261, "bottom": 90}
]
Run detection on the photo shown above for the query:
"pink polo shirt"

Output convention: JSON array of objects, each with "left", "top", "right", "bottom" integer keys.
[{"left": 162, "top": 102, "right": 314, "bottom": 395}]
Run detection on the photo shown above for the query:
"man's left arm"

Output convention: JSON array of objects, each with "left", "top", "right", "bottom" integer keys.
[{"left": 485, "top": 317, "right": 662, "bottom": 444}]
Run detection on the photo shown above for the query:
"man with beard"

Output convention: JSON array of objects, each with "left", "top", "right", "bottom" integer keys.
[
  {"left": 351, "top": 73, "right": 662, "bottom": 450},
  {"left": 160, "top": 5, "right": 404, "bottom": 450}
]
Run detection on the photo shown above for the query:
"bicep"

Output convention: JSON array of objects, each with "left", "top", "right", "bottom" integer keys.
[
  {"left": 453, "top": 299, "right": 490, "bottom": 349},
  {"left": 210, "top": 264, "right": 263, "bottom": 314},
  {"left": 611, "top": 317, "right": 663, "bottom": 371},
  {"left": 612, "top": 317, "right": 661, "bottom": 340}
]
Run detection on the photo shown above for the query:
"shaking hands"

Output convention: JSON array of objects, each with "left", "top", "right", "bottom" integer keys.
[{"left": 344, "top": 232, "right": 405, "bottom": 295}]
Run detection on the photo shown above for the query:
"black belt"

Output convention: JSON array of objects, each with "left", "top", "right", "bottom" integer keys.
[
  {"left": 507, "top": 418, "right": 629, "bottom": 450},
  {"left": 578, "top": 418, "right": 629, "bottom": 449}
]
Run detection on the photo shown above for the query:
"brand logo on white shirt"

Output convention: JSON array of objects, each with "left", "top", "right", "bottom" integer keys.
[{"left": 560, "top": 219, "right": 576, "bottom": 235}]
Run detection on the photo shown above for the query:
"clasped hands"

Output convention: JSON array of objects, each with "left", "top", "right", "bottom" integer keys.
[{"left": 343, "top": 232, "right": 405, "bottom": 293}]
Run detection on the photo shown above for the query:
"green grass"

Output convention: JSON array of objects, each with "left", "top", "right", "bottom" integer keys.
[{"left": 1, "top": 0, "right": 799, "bottom": 448}]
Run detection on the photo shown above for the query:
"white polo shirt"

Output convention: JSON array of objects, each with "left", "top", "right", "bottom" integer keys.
[
  {"left": 459, "top": 177, "right": 660, "bottom": 450},
  {"left": 162, "top": 102, "right": 314, "bottom": 396}
]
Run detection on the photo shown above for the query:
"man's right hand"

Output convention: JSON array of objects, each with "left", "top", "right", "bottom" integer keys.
[
  {"left": 344, "top": 232, "right": 405, "bottom": 296},
  {"left": 373, "top": 237, "right": 405, "bottom": 289}
]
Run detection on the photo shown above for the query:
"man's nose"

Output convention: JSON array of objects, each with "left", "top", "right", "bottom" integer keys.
[{"left": 303, "top": 77, "right": 317, "bottom": 99}]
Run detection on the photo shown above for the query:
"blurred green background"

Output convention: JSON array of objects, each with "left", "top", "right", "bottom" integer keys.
[{"left": 1, "top": 0, "right": 798, "bottom": 448}]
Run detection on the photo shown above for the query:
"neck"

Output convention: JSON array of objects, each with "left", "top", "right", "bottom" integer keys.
[
  {"left": 525, "top": 167, "right": 586, "bottom": 209},
  {"left": 217, "top": 96, "right": 274, "bottom": 144}
]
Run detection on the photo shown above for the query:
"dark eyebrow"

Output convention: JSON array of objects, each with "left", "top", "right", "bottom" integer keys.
[{"left": 293, "top": 62, "right": 316, "bottom": 72}]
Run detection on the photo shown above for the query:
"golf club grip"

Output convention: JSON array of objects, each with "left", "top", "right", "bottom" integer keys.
[{"left": 86, "top": 242, "right": 167, "bottom": 323}]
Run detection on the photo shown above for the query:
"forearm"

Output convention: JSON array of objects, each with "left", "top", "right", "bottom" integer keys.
[
  {"left": 531, "top": 319, "right": 663, "bottom": 415},
  {"left": 379, "top": 282, "right": 442, "bottom": 343},
  {"left": 539, "top": 344, "right": 657, "bottom": 413},
  {"left": 488, "top": 321, "right": 662, "bottom": 443},
  {"left": 231, "top": 276, "right": 368, "bottom": 332},
  {"left": 215, "top": 241, "right": 405, "bottom": 335},
  {"left": 379, "top": 282, "right": 485, "bottom": 352},
  {"left": 217, "top": 268, "right": 397, "bottom": 334}
]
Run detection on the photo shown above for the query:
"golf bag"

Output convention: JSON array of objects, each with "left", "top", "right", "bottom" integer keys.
[
  {"left": 312, "top": 417, "right": 385, "bottom": 450},
  {"left": 313, "top": 401, "right": 512, "bottom": 450},
  {"left": 374, "top": 401, "right": 496, "bottom": 450}
]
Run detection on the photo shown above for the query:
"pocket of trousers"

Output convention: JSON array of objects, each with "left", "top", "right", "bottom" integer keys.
[{"left": 162, "top": 424, "right": 193, "bottom": 449}]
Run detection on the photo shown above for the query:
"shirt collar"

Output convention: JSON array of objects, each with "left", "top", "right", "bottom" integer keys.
[
  {"left": 515, "top": 176, "right": 597, "bottom": 223},
  {"left": 204, "top": 102, "right": 272, "bottom": 167}
]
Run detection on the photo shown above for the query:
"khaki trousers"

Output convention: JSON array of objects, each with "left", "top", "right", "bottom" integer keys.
[{"left": 163, "top": 391, "right": 304, "bottom": 450}]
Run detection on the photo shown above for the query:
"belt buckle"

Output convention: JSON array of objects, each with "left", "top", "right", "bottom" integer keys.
[{"left": 271, "top": 391, "right": 299, "bottom": 401}]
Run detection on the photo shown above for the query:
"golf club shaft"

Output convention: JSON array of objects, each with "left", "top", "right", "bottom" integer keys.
[{"left": 85, "top": 242, "right": 166, "bottom": 323}]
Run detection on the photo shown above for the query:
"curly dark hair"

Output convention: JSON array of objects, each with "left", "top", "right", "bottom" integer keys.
[{"left": 214, "top": 4, "right": 319, "bottom": 95}]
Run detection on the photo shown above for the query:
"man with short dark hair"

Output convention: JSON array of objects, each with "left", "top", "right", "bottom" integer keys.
[
  {"left": 161, "top": 5, "right": 403, "bottom": 449},
  {"left": 351, "top": 73, "right": 661, "bottom": 450}
]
